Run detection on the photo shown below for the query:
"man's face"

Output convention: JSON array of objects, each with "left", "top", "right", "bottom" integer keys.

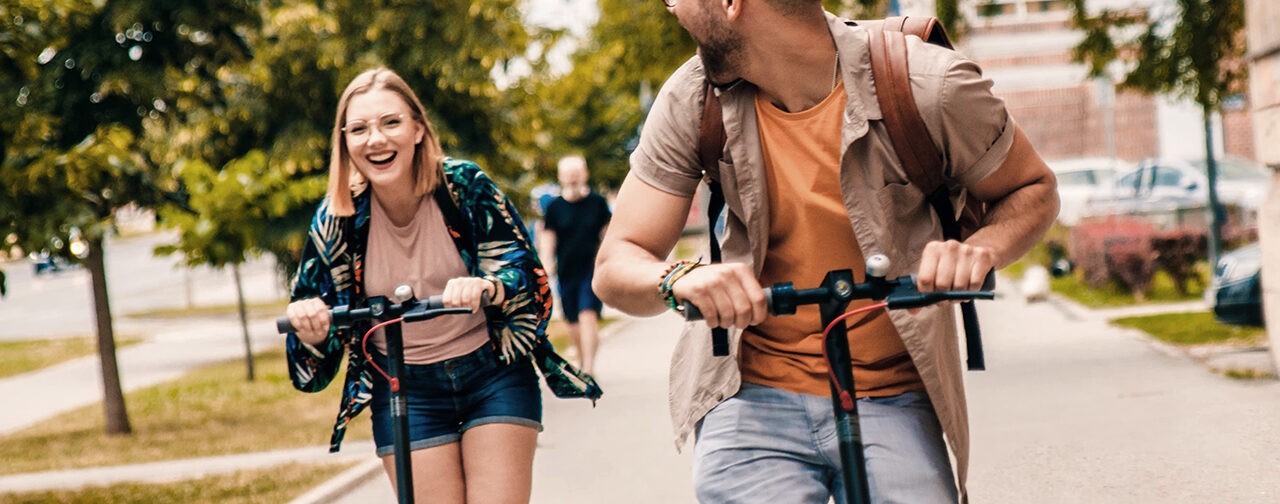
[
  {"left": 558, "top": 165, "right": 589, "bottom": 200},
  {"left": 670, "top": 0, "right": 745, "bottom": 83}
]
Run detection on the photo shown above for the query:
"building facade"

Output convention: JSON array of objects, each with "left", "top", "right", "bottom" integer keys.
[
  {"left": 933, "top": 0, "right": 1256, "bottom": 164},
  {"left": 1245, "top": 0, "right": 1280, "bottom": 371}
]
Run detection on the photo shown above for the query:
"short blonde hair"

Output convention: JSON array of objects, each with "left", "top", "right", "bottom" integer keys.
[
  {"left": 556, "top": 155, "right": 588, "bottom": 176},
  {"left": 326, "top": 68, "right": 444, "bottom": 216}
]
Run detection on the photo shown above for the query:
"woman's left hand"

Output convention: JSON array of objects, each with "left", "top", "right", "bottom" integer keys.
[{"left": 441, "top": 277, "right": 498, "bottom": 312}]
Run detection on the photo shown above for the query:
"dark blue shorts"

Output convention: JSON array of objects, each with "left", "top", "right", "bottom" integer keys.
[
  {"left": 557, "top": 272, "right": 603, "bottom": 323},
  {"left": 369, "top": 343, "right": 543, "bottom": 457}
]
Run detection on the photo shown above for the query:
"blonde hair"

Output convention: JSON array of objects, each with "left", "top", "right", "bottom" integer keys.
[
  {"left": 556, "top": 155, "right": 588, "bottom": 176},
  {"left": 326, "top": 67, "right": 445, "bottom": 216}
]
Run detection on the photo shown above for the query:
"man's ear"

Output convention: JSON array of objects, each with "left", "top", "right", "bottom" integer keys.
[{"left": 724, "top": 0, "right": 742, "bottom": 20}]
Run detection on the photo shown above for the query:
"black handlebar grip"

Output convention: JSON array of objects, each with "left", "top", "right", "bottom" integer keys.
[
  {"left": 681, "top": 301, "right": 703, "bottom": 321},
  {"left": 981, "top": 269, "right": 997, "bottom": 292},
  {"left": 276, "top": 313, "right": 336, "bottom": 334},
  {"left": 422, "top": 295, "right": 445, "bottom": 310}
]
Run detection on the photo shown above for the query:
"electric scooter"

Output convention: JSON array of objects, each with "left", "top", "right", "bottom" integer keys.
[
  {"left": 276, "top": 285, "right": 475, "bottom": 504},
  {"left": 682, "top": 254, "right": 995, "bottom": 504}
]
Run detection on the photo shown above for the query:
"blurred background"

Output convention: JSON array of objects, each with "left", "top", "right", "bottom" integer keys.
[{"left": 1, "top": 0, "right": 1279, "bottom": 502}]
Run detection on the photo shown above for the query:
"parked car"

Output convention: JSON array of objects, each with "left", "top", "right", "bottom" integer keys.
[
  {"left": 1205, "top": 243, "right": 1263, "bottom": 327},
  {"left": 1046, "top": 157, "right": 1130, "bottom": 225},
  {"left": 28, "top": 251, "right": 73, "bottom": 276},
  {"left": 1113, "top": 156, "right": 1269, "bottom": 211}
]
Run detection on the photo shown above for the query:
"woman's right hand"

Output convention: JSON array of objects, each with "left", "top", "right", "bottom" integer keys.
[{"left": 286, "top": 298, "right": 331, "bottom": 345}]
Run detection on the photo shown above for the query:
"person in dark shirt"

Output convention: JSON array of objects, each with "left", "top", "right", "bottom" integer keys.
[{"left": 539, "top": 155, "right": 612, "bottom": 375}]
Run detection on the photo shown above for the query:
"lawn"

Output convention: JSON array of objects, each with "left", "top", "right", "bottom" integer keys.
[
  {"left": 1050, "top": 269, "right": 1207, "bottom": 308},
  {"left": 123, "top": 300, "right": 289, "bottom": 320},
  {"left": 0, "top": 348, "right": 370, "bottom": 476},
  {"left": 1111, "top": 311, "right": 1266, "bottom": 346},
  {"left": 0, "top": 461, "right": 357, "bottom": 504},
  {"left": 0, "top": 337, "right": 142, "bottom": 380}
]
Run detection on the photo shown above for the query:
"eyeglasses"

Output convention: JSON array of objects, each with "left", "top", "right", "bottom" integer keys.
[
  {"left": 660, "top": 0, "right": 675, "bottom": 7},
  {"left": 342, "top": 113, "right": 408, "bottom": 142}
]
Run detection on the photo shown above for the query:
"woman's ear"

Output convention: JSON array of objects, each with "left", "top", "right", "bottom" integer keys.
[{"left": 415, "top": 122, "right": 425, "bottom": 144}]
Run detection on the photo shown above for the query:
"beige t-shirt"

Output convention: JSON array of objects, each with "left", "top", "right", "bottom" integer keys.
[{"left": 365, "top": 195, "right": 489, "bottom": 364}]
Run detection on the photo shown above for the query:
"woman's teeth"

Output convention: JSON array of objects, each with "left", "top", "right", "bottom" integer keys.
[{"left": 368, "top": 152, "right": 396, "bottom": 166}]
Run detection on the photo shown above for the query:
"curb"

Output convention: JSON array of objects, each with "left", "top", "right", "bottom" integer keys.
[{"left": 287, "top": 458, "right": 384, "bottom": 504}]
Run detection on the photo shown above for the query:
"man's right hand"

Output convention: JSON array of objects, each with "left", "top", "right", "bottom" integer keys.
[
  {"left": 286, "top": 297, "right": 331, "bottom": 346},
  {"left": 669, "top": 262, "right": 769, "bottom": 329}
]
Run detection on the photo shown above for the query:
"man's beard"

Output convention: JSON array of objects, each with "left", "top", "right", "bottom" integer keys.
[{"left": 693, "top": 20, "right": 744, "bottom": 85}]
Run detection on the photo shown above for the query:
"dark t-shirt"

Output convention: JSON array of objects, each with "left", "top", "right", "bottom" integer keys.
[{"left": 543, "top": 192, "right": 611, "bottom": 279}]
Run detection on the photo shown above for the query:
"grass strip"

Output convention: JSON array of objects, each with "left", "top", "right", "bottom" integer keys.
[
  {"left": 0, "top": 460, "right": 358, "bottom": 504},
  {"left": 123, "top": 300, "right": 289, "bottom": 320},
  {"left": 0, "top": 348, "right": 370, "bottom": 476},
  {"left": 1111, "top": 311, "right": 1265, "bottom": 346},
  {"left": 0, "top": 337, "right": 141, "bottom": 380}
]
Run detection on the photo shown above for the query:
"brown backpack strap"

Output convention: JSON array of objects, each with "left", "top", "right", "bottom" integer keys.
[
  {"left": 698, "top": 81, "right": 726, "bottom": 183},
  {"left": 697, "top": 81, "right": 731, "bottom": 357},
  {"left": 867, "top": 27, "right": 947, "bottom": 202}
]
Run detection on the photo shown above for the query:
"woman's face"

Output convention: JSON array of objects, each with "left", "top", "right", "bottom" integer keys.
[{"left": 343, "top": 89, "right": 425, "bottom": 192}]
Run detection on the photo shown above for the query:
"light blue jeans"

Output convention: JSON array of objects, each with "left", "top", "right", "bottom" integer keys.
[{"left": 693, "top": 383, "right": 957, "bottom": 504}]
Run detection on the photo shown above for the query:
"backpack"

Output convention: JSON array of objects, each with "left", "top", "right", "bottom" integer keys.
[{"left": 697, "top": 16, "right": 987, "bottom": 370}]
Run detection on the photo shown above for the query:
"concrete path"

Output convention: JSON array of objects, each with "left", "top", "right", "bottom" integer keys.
[
  {"left": 3, "top": 264, "right": 1278, "bottom": 502},
  {"left": 967, "top": 290, "right": 1280, "bottom": 502},
  {"left": 0, "top": 442, "right": 371, "bottom": 493},
  {"left": 0, "top": 316, "right": 284, "bottom": 436},
  {"left": 325, "top": 312, "right": 696, "bottom": 504}
]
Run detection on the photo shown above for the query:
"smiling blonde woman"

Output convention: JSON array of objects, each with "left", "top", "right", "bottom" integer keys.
[{"left": 283, "top": 67, "right": 601, "bottom": 503}]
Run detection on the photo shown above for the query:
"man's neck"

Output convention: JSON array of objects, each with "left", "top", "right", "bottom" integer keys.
[{"left": 742, "top": 17, "right": 837, "bottom": 113}]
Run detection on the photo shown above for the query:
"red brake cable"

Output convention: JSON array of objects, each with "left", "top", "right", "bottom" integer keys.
[
  {"left": 362, "top": 317, "right": 406, "bottom": 392},
  {"left": 820, "top": 302, "right": 888, "bottom": 412}
]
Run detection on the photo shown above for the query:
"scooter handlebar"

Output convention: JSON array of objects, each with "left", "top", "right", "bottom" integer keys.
[
  {"left": 276, "top": 295, "right": 451, "bottom": 334},
  {"left": 680, "top": 270, "right": 996, "bottom": 322}
]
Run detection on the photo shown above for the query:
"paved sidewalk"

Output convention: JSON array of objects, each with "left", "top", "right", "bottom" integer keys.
[
  {"left": 4, "top": 273, "right": 1277, "bottom": 502},
  {"left": 967, "top": 287, "right": 1280, "bottom": 502},
  {"left": 0, "top": 316, "right": 284, "bottom": 436},
  {"left": 0, "top": 442, "right": 372, "bottom": 493},
  {"left": 324, "top": 312, "right": 697, "bottom": 504}
]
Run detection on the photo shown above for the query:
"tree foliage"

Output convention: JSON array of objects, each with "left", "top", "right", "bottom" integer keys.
[
  {"left": 0, "top": 0, "right": 259, "bottom": 435},
  {"left": 1069, "top": 0, "right": 1247, "bottom": 108},
  {"left": 1068, "top": 0, "right": 1247, "bottom": 264}
]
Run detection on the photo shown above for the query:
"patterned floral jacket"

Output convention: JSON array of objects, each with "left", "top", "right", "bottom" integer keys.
[{"left": 286, "top": 158, "right": 602, "bottom": 452}]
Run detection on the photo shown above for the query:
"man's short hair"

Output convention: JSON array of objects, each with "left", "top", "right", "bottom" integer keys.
[{"left": 557, "top": 155, "right": 588, "bottom": 175}]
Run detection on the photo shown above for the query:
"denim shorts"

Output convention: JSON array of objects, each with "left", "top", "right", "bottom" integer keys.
[
  {"left": 369, "top": 343, "right": 543, "bottom": 457},
  {"left": 693, "top": 383, "right": 956, "bottom": 503}
]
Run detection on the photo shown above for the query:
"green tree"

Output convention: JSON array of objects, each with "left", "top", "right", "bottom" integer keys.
[
  {"left": 1069, "top": 0, "right": 1247, "bottom": 266},
  {"left": 0, "top": 0, "right": 257, "bottom": 435},
  {"left": 152, "top": 3, "right": 339, "bottom": 380},
  {"left": 511, "top": 0, "right": 692, "bottom": 187},
  {"left": 158, "top": 0, "right": 539, "bottom": 355}
]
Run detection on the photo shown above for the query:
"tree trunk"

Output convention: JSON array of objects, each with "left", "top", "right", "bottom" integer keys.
[
  {"left": 1202, "top": 108, "right": 1224, "bottom": 268},
  {"left": 85, "top": 235, "right": 132, "bottom": 435},
  {"left": 234, "top": 263, "right": 255, "bottom": 381}
]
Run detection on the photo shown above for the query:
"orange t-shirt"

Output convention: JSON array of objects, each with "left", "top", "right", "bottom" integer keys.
[{"left": 739, "top": 82, "right": 924, "bottom": 398}]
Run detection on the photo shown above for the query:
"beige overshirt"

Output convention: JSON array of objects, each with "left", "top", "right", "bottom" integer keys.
[{"left": 628, "top": 13, "right": 1017, "bottom": 498}]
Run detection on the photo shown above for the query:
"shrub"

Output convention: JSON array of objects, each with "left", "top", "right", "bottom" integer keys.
[
  {"left": 1150, "top": 229, "right": 1207, "bottom": 295},
  {"left": 1070, "top": 218, "right": 1158, "bottom": 293}
]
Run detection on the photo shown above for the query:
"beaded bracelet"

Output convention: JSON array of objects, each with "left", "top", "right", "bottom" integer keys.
[{"left": 657, "top": 259, "right": 703, "bottom": 311}]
